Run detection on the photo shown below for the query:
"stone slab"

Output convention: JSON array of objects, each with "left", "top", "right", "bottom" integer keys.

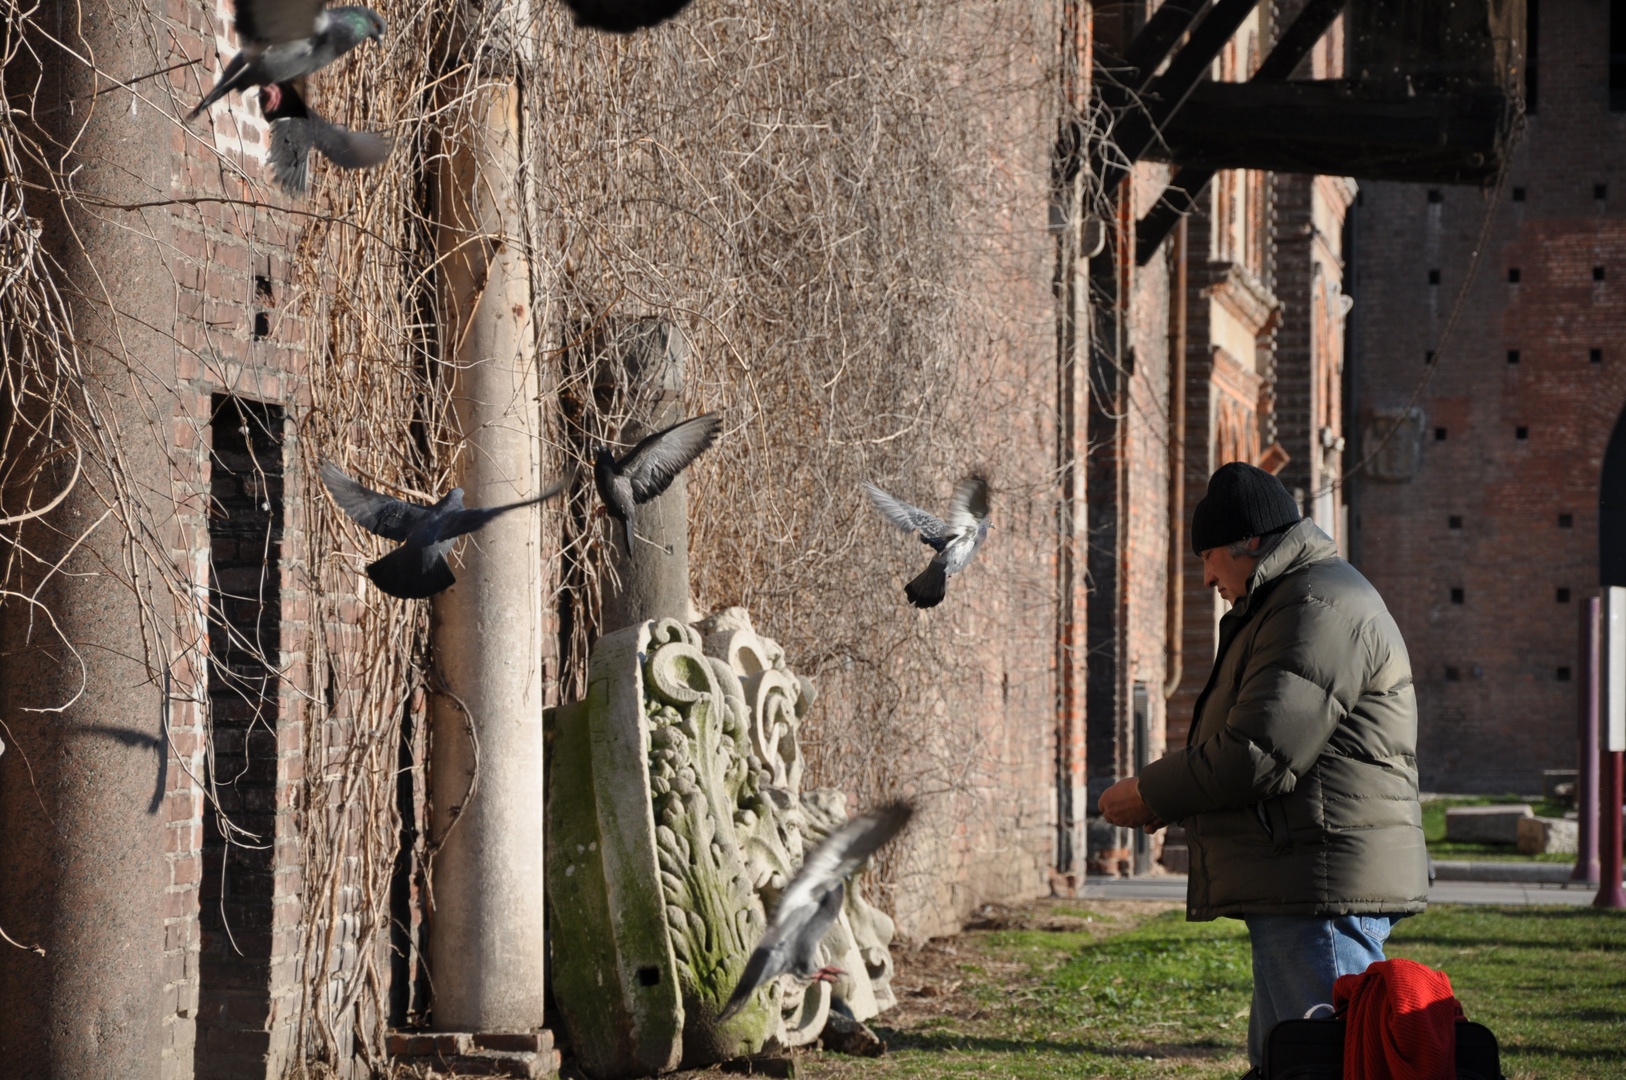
[
  {"left": 1516, "top": 815, "right": 1578, "bottom": 855},
  {"left": 1443, "top": 804, "right": 1532, "bottom": 844}
]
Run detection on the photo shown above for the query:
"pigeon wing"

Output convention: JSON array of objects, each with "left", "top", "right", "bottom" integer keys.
[
  {"left": 946, "top": 475, "right": 990, "bottom": 533},
  {"left": 863, "top": 482, "right": 949, "bottom": 543},
  {"left": 319, "top": 461, "right": 429, "bottom": 542},
  {"left": 267, "top": 117, "right": 314, "bottom": 193},
  {"left": 618, "top": 413, "right": 722, "bottom": 503},
  {"left": 717, "top": 931, "right": 792, "bottom": 1022},
  {"left": 433, "top": 474, "right": 571, "bottom": 542},
  {"left": 309, "top": 118, "right": 393, "bottom": 170},
  {"left": 233, "top": 0, "right": 329, "bottom": 46},
  {"left": 774, "top": 801, "right": 913, "bottom": 920}
]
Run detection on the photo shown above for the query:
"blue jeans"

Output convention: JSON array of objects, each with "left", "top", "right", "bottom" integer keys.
[{"left": 1242, "top": 914, "right": 1399, "bottom": 1067}]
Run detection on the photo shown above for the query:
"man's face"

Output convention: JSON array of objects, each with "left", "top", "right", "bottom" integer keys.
[{"left": 1200, "top": 538, "right": 1260, "bottom": 603}]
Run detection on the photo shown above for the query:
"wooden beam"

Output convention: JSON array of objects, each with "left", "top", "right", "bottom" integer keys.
[
  {"left": 1135, "top": 0, "right": 1349, "bottom": 265},
  {"left": 1140, "top": 80, "right": 1513, "bottom": 182},
  {"left": 1095, "top": 0, "right": 1262, "bottom": 196}
]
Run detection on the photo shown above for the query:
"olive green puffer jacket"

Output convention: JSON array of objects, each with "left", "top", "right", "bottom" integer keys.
[{"left": 1137, "top": 519, "right": 1429, "bottom": 921}]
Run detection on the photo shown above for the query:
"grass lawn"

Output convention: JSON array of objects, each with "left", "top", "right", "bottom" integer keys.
[{"left": 764, "top": 899, "right": 1626, "bottom": 1080}]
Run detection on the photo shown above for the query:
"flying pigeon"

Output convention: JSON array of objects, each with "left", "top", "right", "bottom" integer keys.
[
  {"left": 594, "top": 412, "right": 721, "bottom": 552},
  {"left": 863, "top": 475, "right": 992, "bottom": 609},
  {"left": 560, "top": 0, "right": 694, "bottom": 34},
  {"left": 718, "top": 801, "right": 914, "bottom": 1023},
  {"left": 188, "top": 0, "right": 386, "bottom": 120},
  {"left": 260, "top": 80, "right": 391, "bottom": 193},
  {"left": 319, "top": 461, "right": 568, "bottom": 599}
]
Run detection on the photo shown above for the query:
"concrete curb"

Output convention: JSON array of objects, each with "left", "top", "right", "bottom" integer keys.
[{"left": 1431, "top": 860, "right": 1591, "bottom": 884}]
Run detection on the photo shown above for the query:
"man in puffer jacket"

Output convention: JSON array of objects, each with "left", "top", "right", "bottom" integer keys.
[{"left": 1099, "top": 462, "right": 1429, "bottom": 1079}]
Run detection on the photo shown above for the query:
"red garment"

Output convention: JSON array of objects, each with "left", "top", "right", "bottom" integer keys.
[{"left": 1333, "top": 958, "right": 1465, "bottom": 1080}]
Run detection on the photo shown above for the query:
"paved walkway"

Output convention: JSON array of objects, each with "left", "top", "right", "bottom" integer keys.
[{"left": 1080, "top": 875, "right": 1620, "bottom": 907}]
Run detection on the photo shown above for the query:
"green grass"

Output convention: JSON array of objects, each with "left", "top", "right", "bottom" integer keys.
[
  {"left": 1424, "top": 795, "right": 1580, "bottom": 863},
  {"left": 782, "top": 903, "right": 1626, "bottom": 1080}
]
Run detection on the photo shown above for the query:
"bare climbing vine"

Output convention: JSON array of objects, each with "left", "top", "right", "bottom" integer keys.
[{"left": 0, "top": 0, "right": 1081, "bottom": 1072}]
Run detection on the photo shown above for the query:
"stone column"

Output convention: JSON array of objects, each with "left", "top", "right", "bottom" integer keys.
[
  {"left": 428, "top": 80, "right": 549, "bottom": 1031},
  {"left": 0, "top": 0, "right": 177, "bottom": 1075},
  {"left": 599, "top": 322, "right": 694, "bottom": 632}
]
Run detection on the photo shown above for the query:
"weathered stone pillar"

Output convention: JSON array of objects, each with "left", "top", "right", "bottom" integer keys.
[
  {"left": 427, "top": 77, "right": 550, "bottom": 1032},
  {"left": 599, "top": 322, "right": 694, "bottom": 631},
  {"left": 0, "top": 1, "right": 177, "bottom": 1076}
]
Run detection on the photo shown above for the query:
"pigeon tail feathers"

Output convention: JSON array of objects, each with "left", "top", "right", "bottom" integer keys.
[
  {"left": 623, "top": 516, "right": 635, "bottom": 552},
  {"left": 366, "top": 545, "right": 454, "bottom": 599},
  {"left": 904, "top": 561, "right": 948, "bottom": 608},
  {"left": 717, "top": 944, "right": 776, "bottom": 1023}
]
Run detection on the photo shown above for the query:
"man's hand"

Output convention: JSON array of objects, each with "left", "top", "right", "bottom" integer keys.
[{"left": 1098, "top": 777, "right": 1166, "bottom": 832}]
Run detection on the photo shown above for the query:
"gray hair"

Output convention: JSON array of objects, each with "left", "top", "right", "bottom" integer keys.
[{"left": 1226, "top": 527, "right": 1289, "bottom": 561}]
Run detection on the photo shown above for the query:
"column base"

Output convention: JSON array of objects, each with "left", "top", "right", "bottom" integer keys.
[{"left": 388, "top": 1030, "right": 558, "bottom": 1078}]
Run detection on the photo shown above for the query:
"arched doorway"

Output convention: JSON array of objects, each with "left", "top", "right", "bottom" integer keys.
[{"left": 1604, "top": 405, "right": 1626, "bottom": 587}]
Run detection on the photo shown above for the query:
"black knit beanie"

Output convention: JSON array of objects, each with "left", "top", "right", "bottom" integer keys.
[{"left": 1190, "top": 462, "right": 1300, "bottom": 554}]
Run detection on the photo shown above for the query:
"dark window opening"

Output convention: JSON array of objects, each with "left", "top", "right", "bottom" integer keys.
[
  {"left": 1508, "top": 268, "right": 1522, "bottom": 283},
  {"left": 1445, "top": 666, "right": 1462, "bottom": 682},
  {"left": 253, "top": 274, "right": 273, "bottom": 301},
  {"left": 1516, "top": 426, "right": 1529, "bottom": 440},
  {"left": 1512, "top": 187, "right": 1527, "bottom": 202},
  {"left": 637, "top": 966, "right": 662, "bottom": 987},
  {"left": 1593, "top": 348, "right": 1605, "bottom": 364},
  {"left": 1449, "top": 515, "right": 1463, "bottom": 529},
  {"left": 1450, "top": 588, "right": 1465, "bottom": 604},
  {"left": 1507, "top": 349, "right": 1521, "bottom": 364},
  {"left": 1558, "top": 587, "right": 1572, "bottom": 602},
  {"left": 199, "top": 396, "right": 285, "bottom": 1079},
  {"left": 1557, "top": 667, "right": 1573, "bottom": 682},
  {"left": 1595, "top": 266, "right": 1608, "bottom": 282},
  {"left": 1428, "top": 269, "right": 1441, "bottom": 285},
  {"left": 252, "top": 312, "right": 270, "bottom": 340},
  {"left": 1435, "top": 427, "right": 1448, "bottom": 441},
  {"left": 1597, "top": 183, "right": 1610, "bottom": 201},
  {"left": 1427, "top": 189, "right": 1443, "bottom": 204},
  {"left": 1559, "top": 513, "right": 1574, "bottom": 528},
  {"left": 1426, "top": 350, "right": 1436, "bottom": 365}
]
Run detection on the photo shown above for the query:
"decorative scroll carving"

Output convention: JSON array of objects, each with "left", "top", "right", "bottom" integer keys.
[{"left": 546, "top": 610, "right": 897, "bottom": 1077}]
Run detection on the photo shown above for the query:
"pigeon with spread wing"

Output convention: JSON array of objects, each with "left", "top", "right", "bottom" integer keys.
[
  {"left": 863, "top": 475, "right": 992, "bottom": 609},
  {"left": 260, "top": 80, "right": 391, "bottom": 193},
  {"left": 719, "top": 801, "right": 913, "bottom": 1023},
  {"left": 188, "top": 0, "right": 385, "bottom": 120},
  {"left": 320, "top": 461, "right": 567, "bottom": 599},
  {"left": 594, "top": 413, "right": 721, "bottom": 552}
]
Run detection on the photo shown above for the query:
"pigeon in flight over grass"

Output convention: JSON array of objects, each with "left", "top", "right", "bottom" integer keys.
[
  {"left": 594, "top": 413, "right": 721, "bottom": 552},
  {"left": 719, "top": 801, "right": 914, "bottom": 1023},
  {"left": 864, "top": 475, "right": 991, "bottom": 609},
  {"left": 261, "top": 80, "right": 391, "bottom": 193},
  {"left": 320, "top": 461, "right": 568, "bottom": 599},
  {"left": 560, "top": 0, "right": 694, "bottom": 34},
  {"left": 188, "top": 0, "right": 385, "bottom": 120}
]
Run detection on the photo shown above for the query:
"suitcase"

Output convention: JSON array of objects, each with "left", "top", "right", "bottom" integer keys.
[{"left": 1264, "top": 1017, "right": 1503, "bottom": 1080}]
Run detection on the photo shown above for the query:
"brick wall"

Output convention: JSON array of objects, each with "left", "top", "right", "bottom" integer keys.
[
  {"left": 161, "top": 0, "right": 315, "bottom": 1063},
  {"left": 1348, "top": 0, "right": 1626, "bottom": 792}
]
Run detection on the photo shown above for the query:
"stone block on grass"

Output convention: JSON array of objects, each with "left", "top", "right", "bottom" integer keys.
[
  {"left": 1516, "top": 815, "right": 1578, "bottom": 855},
  {"left": 1444, "top": 804, "right": 1532, "bottom": 844}
]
